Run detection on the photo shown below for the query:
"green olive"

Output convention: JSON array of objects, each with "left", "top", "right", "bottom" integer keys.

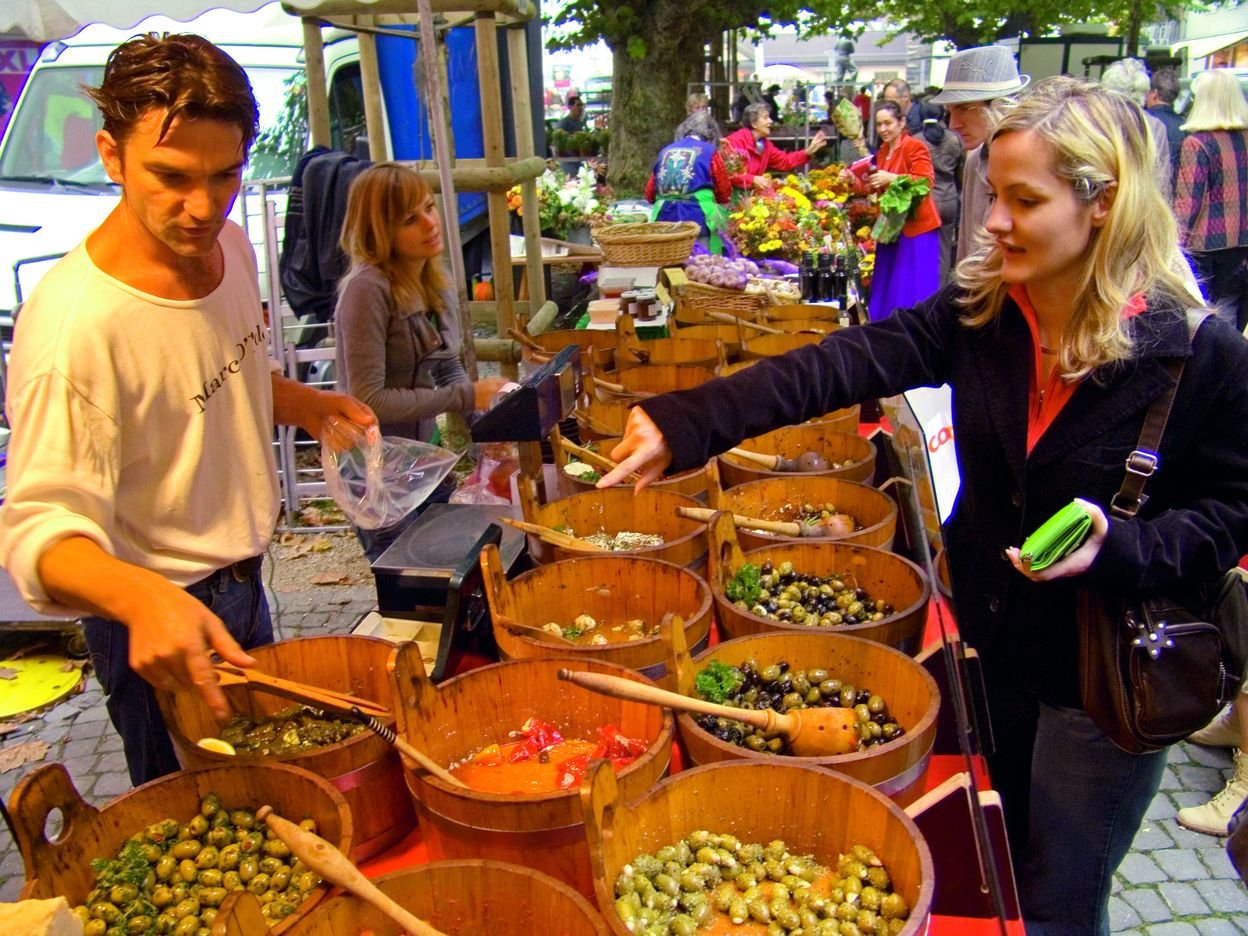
[
  {"left": 84, "top": 921, "right": 107, "bottom": 936},
  {"left": 199, "top": 908, "right": 218, "bottom": 927},
  {"left": 173, "top": 917, "right": 199, "bottom": 936},
  {"left": 126, "top": 917, "right": 152, "bottom": 935},
  {"left": 238, "top": 857, "right": 259, "bottom": 882},
  {"left": 296, "top": 871, "right": 319, "bottom": 893},
  {"left": 247, "top": 872, "right": 271, "bottom": 895},
  {"left": 199, "top": 794, "right": 220, "bottom": 818},
  {"left": 258, "top": 856, "right": 283, "bottom": 875},
  {"left": 173, "top": 897, "right": 200, "bottom": 920},
  {"left": 230, "top": 810, "right": 256, "bottom": 830},
  {"left": 217, "top": 843, "right": 241, "bottom": 871},
  {"left": 89, "top": 903, "right": 121, "bottom": 924},
  {"left": 298, "top": 818, "right": 318, "bottom": 835},
  {"left": 205, "top": 826, "right": 233, "bottom": 849},
  {"left": 151, "top": 885, "right": 175, "bottom": 909},
  {"left": 222, "top": 870, "right": 242, "bottom": 890},
  {"left": 197, "top": 868, "right": 223, "bottom": 888},
  {"left": 155, "top": 855, "right": 177, "bottom": 882},
  {"left": 880, "top": 892, "right": 908, "bottom": 920},
  {"left": 194, "top": 845, "right": 219, "bottom": 869},
  {"left": 171, "top": 839, "right": 202, "bottom": 860},
  {"left": 188, "top": 814, "right": 210, "bottom": 837},
  {"left": 197, "top": 887, "right": 229, "bottom": 908},
  {"left": 270, "top": 869, "right": 291, "bottom": 891},
  {"left": 178, "top": 858, "right": 198, "bottom": 882},
  {"left": 107, "top": 884, "right": 138, "bottom": 905}
]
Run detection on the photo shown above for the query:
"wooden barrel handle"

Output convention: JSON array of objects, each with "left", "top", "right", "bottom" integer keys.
[
  {"left": 7, "top": 764, "right": 99, "bottom": 881},
  {"left": 506, "top": 327, "right": 544, "bottom": 352},
  {"left": 257, "top": 806, "right": 448, "bottom": 936}
]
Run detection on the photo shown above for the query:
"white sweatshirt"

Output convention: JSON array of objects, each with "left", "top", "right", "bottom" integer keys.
[{"left": 0, "top": 222, "right": 279, "bottom": 612}]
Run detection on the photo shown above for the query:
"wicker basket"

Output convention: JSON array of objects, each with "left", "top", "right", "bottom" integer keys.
[
  {"left": 591, "top": 222, "right": 699, "bottom": 267},
  {"left": 679, "top": 279, "right": 771, "bottom": 317}
]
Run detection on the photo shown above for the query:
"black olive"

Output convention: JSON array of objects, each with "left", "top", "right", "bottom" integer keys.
[{"left": 761, "top": 561, "right": 773, "bottom": 575}]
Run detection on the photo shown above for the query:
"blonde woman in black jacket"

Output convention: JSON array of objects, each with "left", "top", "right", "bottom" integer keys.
[{"left": 598, "top": 77, "right": 1248, "bottom": 935}]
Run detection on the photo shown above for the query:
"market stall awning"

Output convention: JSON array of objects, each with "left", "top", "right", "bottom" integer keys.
[
  {"left": 1170, "top": 30, "right": 1248, "bottom": 63},
  {"left": 1, "top": 0, "right": 534, "bottom": 42}
]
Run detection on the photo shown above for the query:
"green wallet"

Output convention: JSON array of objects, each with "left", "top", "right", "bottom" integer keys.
[{"left": 1019, "top": 501, "right": 1093, "bottom": 571}]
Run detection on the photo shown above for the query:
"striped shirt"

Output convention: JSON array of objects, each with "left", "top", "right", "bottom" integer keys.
[{"left": 1174, "top": 128, "right": 1248, "bottom": 252}]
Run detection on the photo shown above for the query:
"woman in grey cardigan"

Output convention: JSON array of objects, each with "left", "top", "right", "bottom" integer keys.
[{"left": 335, "top": 163, "right": 507, "bottom": 561}]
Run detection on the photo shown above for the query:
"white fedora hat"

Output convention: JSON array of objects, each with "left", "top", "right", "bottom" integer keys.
[{"left": 931, "top": 46, "right": 1030, "bottom": 105}]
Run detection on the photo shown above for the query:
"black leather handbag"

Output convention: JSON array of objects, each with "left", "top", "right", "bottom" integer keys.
[{"left": 1078, "top": 312, "right": 1248, "bottom": 754}]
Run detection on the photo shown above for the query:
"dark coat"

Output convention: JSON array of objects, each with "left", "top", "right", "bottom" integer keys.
[{"left": 642, "top": 286, "right": 1248, "bottom": 706}]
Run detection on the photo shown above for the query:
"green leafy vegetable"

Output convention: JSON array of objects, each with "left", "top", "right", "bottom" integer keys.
[
  {"left": 90, "top": 839, "right": 152, "bottom": 891},
  {"left": 695, "top": 660, "right": 744, "bottom": 704},
  {"left": 726, "top": 562, "right": 762, "bottom": 605},
  {"left": 562, "top": 626, "right": 583, "bottom": 640},
  {"left": 877, "top": 175, "right": 931, "bottom": 215}
]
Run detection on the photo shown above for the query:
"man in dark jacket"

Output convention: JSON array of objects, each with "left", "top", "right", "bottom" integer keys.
[{"left": 1146, "top": 68, "right": 1186, "bottom": 183}]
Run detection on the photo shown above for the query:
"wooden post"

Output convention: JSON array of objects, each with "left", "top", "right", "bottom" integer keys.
[
  {"left": 507, "top": 25, "right": 546, "bottom": 317},
  {"left": 475, "top": 10, "right": 519, "bottom": 378},
  {"left": 414, "top": 0, "right": 476, "bottom": 378},
  {"left": 302, "top": 18, "right": 331, "bottom": 149},
  {"left": 356, "top": 19, "right": 388, "bottom": 161}
]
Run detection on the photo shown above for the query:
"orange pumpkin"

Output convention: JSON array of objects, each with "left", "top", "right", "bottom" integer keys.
[{"left": 474, "top": 277, "right": 495, "bottom": 301}]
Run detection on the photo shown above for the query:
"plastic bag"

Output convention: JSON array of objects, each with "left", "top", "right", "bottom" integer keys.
[
  {"left": 323, "top": 432, "right": 459, "bottom": 529},
  {"left": 450, "top": 442, "right": 518, "bottom": 505}
]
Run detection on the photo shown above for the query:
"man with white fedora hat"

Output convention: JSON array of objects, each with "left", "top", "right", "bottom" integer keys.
[{"left": 931, "top": 45, "right": 1030, "bottom": 263}]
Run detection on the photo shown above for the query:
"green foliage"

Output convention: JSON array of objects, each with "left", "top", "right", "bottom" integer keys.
[
  {"left": 726, "top": 562, "right": 762, "bottom": 605},
  {"left": 250, "top": 71, "right": 308, "bottom": 180},
  {"left": 695, "top": 660, "right": 745, "bottom": 704},
  {"left": 627, "top": 36, "right": 648, "bottom": 59}
]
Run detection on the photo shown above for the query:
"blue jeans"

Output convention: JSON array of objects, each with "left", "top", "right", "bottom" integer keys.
[
  {"left": 84, "top": 561, "right": 273, "bottom": 787},
  {"left": 1019, "top": 702, "right": 1168, "bottom": 935}
]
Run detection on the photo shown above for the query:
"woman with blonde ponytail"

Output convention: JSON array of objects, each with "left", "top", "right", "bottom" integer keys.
[{"left": 598, "top": 76, "right": 1248, "bottom": 934}]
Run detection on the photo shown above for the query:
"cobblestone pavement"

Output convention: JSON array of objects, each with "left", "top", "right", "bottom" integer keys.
[{"left": 0, "top": 567, "right": 1246, "bottom": 931}]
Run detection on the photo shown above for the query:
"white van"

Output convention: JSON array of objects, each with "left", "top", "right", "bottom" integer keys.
[{"left": 0, "top": 3, "right": 372, "bottom": 351}]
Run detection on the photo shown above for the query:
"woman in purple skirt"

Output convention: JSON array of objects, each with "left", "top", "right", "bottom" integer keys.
[{"left": 845, "top": 101, "right": 943, "bottom": 320}]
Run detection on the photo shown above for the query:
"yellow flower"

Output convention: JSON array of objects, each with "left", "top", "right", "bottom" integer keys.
[
  {"left": 779, "top": 187, "right": 811, "bottom": 211},
  {"left": 750, "top": 204, "right": 770, "bottom": 220}
]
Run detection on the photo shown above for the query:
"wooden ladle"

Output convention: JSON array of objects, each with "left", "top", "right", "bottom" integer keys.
[
  {"left": 676, "top": 505, "right": 854, "bottom": 539},
  {"left": 257, "top": 806, "right": 448, "bottom": 935},
  {"left": 725, "top": 447, "right": 801, "bottom": 472},
  {"left": 557, "top": 668, "right": 861, "bottom": 757},
  {"left": 556, "top": 435, "right": 642, "bottom": 483},
  {"left": 499, "top": 517, "right": 604, "bottom": 551}
]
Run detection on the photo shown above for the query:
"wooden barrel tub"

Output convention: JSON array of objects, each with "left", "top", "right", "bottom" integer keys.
[
  {"left": 584, "top": 760, "right": 934, "bottom": 936},
  {"left": 711, "top": 475, "right": 897, "bottom": 550},
  {"left": 9, "top": 763, "right": 351, "bottom": 934},
  {"left": 387, "top": 649, "right": 675, "bottom": 898},
  {"left": 670, "top": 629, "right": 940, "bottom": 801},
  {"left": 156, "top": 634, "right": 414, "bottom": 862},
  {"left": 718, "top": 426, "right": 876, "bottom": 488},
  {"left": 575, "top": 395, "right": 630, "bottom": 441},
  {"left": 709, "top": 513, "right": 930, "bottom": 653},
  {"left": 219, "top": 860, "right": 610, "bottom": 935},
  {"left": 594, "top": 363, "right": 714, "bottom": 402},
  {"left": 668, "top": 323, "right": 743, "bottom": 359},
  {"left": 520, "top": 328, "right": 618, "bottom": 368},
  {"left": 614, "top": 336, "right": 722, "bottom": 370},
  {"left": 715, "top": 359, "right": 861, "bottom": 433},
  {"left": 765, "top": 302, "right": 842, "bottom": 322},
  {"left": 523, "top": 486, "right": 708, "bottom": 568},
  {"left": 739, "top": 331, "right": 826, "bottom": 359},
  {"left": 767, "top": 317, "right": 841, "bottom": 335},
  {"left": 481, "top": 547, "right": 713, "bottom": 687}
]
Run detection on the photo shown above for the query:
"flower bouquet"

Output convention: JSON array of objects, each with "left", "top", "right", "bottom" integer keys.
[
  {"left": 506, "top": 165, "right": 611, "bottom": 240},
  {"left": 725, "top": 172, "right": 852, "bottom": 264}
]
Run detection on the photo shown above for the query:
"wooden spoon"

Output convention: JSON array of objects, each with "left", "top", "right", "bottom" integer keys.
[
  {"left": 706, "top": 311, "right": 782, "bottom": 334},
  {"left": 256, "top": 806, "right": 448, "bottom": 935},
  {"left": 212, "top": 664, "right": 391, "bottom": 720},
  {"left": 725, "top": 447, "right": 800, "bottom": 472},
  {"left": 676, "top": 505, "right": 843, "bottom": 538},
  {"left": 506, "top": 327, "right": 545, "bottom": 353},
  {"left": 499, "top": 517, "right": 605, "bottom": 551},
  {"left": 557, "top": 668, "right": 861, "bottom": 757}
]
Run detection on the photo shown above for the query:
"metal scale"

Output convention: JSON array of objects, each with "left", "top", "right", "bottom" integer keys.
[{"left": 363, "top": 346, "right": 583, "bottom": 680}]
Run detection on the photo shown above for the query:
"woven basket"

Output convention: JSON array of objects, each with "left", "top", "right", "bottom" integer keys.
[
  {"left": 680, "top": 279, "right": 770, "bottom": 317},
  {"left": 591, "top": 222, "right": 699, "bottom": 267}
]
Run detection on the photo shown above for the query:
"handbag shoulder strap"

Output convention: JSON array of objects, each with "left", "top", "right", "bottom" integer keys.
[{"left": 1110, "top": 309, "right": 1211, "bottom": 520}]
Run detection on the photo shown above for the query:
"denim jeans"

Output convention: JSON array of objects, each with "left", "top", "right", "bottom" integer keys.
[
  {"left": 84, "top": 562, "right": 273, "bottom": 787},
  {"left": 1019, "top": 702, "right": 1168, "bottom": 935}
]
